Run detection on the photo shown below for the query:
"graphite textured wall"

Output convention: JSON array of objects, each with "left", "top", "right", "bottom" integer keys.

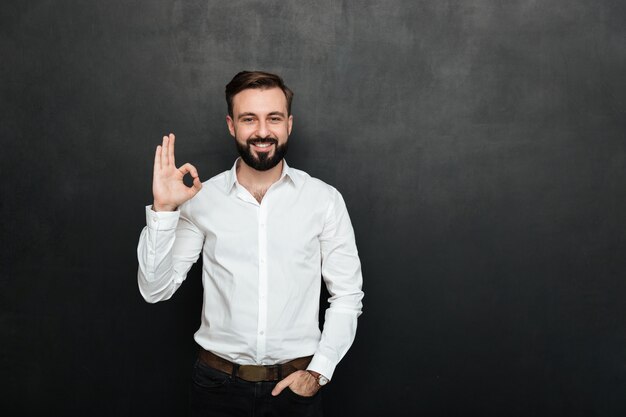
[{"left": 2, "top": 1, "right": 625, "bottom": 416}]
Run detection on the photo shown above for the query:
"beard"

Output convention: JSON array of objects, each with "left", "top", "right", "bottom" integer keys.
[{"left": 236, "top": 137, "right": 289, "bottom": 171}]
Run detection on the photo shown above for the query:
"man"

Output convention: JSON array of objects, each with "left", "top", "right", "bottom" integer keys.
[{"left": 137, "top": 71, "right": 364, "bottom": 417}]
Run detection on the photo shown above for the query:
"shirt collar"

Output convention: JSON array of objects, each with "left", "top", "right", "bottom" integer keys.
[{"left": 224, "top": 158, "right": 300, "bottom": 192}]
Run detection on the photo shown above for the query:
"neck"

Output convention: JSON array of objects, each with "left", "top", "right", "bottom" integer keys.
[{"left": 236, "top": 159, "right": 284, "bottom": 190}]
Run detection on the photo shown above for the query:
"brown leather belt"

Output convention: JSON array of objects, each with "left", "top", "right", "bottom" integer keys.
[{"left": 198, "top": 349, "right": 313, "bottom": 382}]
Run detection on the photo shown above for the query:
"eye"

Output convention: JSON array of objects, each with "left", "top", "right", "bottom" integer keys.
[
  {"left": 269, "top": 117, "right": 282, "bottom": 123},
  {"left": 242, "top": 117, "right": 254, "bottom": 123}
]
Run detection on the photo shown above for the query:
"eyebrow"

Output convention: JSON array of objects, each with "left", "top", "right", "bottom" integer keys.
[{"left": 237, "top": 111, "right": 286, "bottom": 120}]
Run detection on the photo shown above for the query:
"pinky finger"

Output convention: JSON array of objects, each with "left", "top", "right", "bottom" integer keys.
[{"left": 154, "top": 145, "right": 162, "bottom": 171}]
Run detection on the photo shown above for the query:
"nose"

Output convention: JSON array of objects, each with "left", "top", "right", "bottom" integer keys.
[{"left": 256, "top": 120, "right": 270, "bottom": 138}]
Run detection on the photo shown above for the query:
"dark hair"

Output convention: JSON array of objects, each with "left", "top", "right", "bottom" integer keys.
[{"left": 225, "top": 71, "right": 294, "bottom": 117}]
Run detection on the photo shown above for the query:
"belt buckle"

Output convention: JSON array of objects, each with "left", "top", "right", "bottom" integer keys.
[{"left": 238, "top": 364, "right": 280, "bottom": 382}]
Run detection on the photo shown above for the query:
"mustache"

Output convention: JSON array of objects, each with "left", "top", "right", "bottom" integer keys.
[{"left": 247, "top": 137, "right": 278, "bottom": 146}]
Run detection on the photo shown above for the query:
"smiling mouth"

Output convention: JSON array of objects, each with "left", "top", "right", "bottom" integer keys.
[{"left": 249, "top": 139, "right": 277, "bottom": 152}]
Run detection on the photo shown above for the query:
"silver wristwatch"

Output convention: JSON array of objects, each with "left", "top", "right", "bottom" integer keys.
[
  {"left": 317, "top": 374, "right": 329, "bottom": 386},
  {"left": 308, "top": 371, "right": 329, "bottom": 386}
]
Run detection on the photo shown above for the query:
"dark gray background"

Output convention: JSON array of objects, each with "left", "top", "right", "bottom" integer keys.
[{"left": 2, "top": 0, "right": 625, "bottom": 416}]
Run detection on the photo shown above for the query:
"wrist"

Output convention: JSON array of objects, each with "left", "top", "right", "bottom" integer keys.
[
  {"left": 152, "top": 202, "right": 177, "bottom": 212},
  {"left": 306, "top": 370, "right": 329, "bottom": 387}
]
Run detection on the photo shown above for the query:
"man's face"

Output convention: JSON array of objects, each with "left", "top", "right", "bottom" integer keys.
[{"left": 226, "top": 87, "right": 293, "bottom": 171}]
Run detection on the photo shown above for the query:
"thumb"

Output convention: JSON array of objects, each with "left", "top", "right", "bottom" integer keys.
[
  {"left": 192, "top": 176, "right": 202, "bottom": 192},
  {"left": 271, "top": 373, "right": 297, "bottom": 396}
]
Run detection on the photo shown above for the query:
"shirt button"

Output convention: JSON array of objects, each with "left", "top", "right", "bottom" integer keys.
[
  {"left": 260, "top": 258, "right": 265, "bottom": 264},
  {"left": 259, "top": 331, "right": 264, "bottom": 335}
]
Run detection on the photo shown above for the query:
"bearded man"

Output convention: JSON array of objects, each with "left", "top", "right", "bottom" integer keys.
[{"left": 137, "top": 71, "right": 364, "bottom": 417}]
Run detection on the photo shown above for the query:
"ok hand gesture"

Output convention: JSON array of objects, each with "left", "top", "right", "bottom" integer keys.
[{"left": 152, "top": 133, "right": 202, "bottom": 212}]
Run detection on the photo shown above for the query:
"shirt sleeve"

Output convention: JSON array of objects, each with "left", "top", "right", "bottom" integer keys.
[
  {"left": 308, "top": 187, "right": 364, "bottom": 380},
  {"left": 137, "top": 204, "right": 204, "bottom": 303}
]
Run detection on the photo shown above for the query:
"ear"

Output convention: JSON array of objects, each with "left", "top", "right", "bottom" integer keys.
[
  {"left": 226, "top": 115, "right": 236, "bottom": 137},
  {"left": 288, "top": 115, "right": 293, "bottom": 135}
]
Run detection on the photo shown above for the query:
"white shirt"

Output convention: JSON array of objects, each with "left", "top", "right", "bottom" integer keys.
[{"left": 137, "top": 159, "right": 364, "bottom": 380}]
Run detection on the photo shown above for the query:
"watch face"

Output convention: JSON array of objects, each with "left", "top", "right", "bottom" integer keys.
[{"left": 318, "top": 375, "right": 329, "bottom": 386}]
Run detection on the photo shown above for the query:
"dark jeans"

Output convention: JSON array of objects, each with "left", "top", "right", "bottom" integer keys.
[{"left": 189, "top": 358, "right": 323, "bottom": 417}]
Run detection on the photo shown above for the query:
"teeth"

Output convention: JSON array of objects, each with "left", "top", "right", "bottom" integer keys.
[{"left": 255, "top": 143, "right": 272, "bottom": 147}]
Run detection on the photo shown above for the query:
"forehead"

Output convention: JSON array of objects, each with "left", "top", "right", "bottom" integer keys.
[{"left": 232, "top": 87, "right": 288, "bottom": 116}]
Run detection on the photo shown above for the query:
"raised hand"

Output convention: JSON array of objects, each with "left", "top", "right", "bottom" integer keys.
[{"left": 152, "top": 133, "right": 202, "bottom": 212}]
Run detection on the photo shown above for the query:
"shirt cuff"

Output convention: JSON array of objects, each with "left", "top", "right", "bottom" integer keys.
[
  {"left": 145, "top": 205, "right": 180, "bottom": 231},
  {"left": 307, "top": 354, "right": 336, "bottom": 381}
]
